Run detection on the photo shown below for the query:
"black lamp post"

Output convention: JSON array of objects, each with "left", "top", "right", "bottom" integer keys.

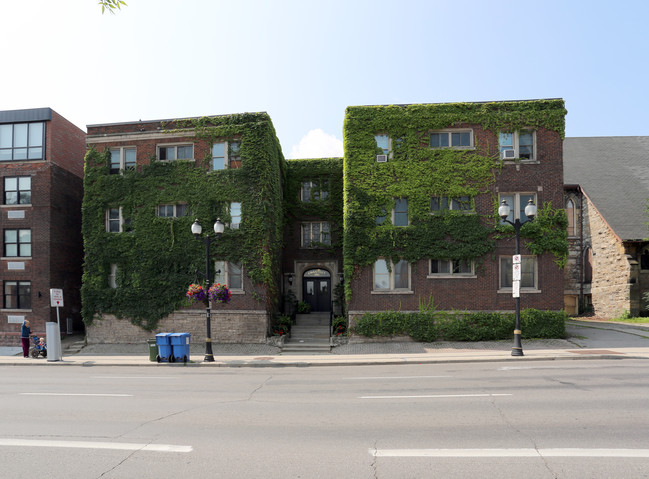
[
  {"left": 191, "top": 218, "right": 224, "bottom": 362},
  {"left": 498, "top": 198, "right": 537, "bottom": 357}
]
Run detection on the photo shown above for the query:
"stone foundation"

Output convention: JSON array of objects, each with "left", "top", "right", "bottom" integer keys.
[{"left": 86, "top": 310, "right": 269, "bottom": 344}]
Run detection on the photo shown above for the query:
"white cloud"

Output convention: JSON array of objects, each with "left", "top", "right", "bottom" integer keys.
[{"left": 289, "top": 129, "right": 344, "bottom": 159}]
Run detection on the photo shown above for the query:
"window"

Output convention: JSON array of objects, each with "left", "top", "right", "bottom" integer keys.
[
  {"left": 4, "top": 281, "right": 31, "bottom": 309},
  {"left": 565, "top": 198, "right": 576, "bottom": 237},
  {"left": 109, "top": 147, "right": 136, "bottom": 174},
  {"left": 393, "top": 198, "right": 408, "bottom": 226},
  {"left": 500, "top": 256, "right": 537, "bottom": 290},
  {"left": 108, "top": 264, "right": 118, "bottom": 289},
  {"left": 212, "top": 141, "right": 241, "bottom": 170},
  {"left": 4, "top": 229, "right": 31, "bottom": 257},
  {"left": 429, "top": 259, "right": 474, "bottom": 276},
  {"left": 0, "top": 122, "right": 44, "bottom": 161},
  {"left": 214, "top": 261, "right": 243, "bottom": 290},
  {"left": 301, "top": 222, "right": 331, "bottom": 247},
  {"left": 430, "top": 196, "right": 472, "bottom": 213},
  {"left": 499, "top": 130, "right": 535, "bottom": 160},
  {"left": 430, "top": 130, "right": 473, "bottom": 149},
  {"left": 584, "top": 247, "right": 593, "bottom": 283},
  {"left": 106, "top": 207, "right": 123, "bottom": 233},
  {"left": 159, "top": 144, "right": 194, "bottom": 161},
  {"left": 4, "top": 176, "right": 31, "bottom": 205},
  {"left": 375, "top": 134, "right": 390, "bottom": 156},
  {"left": 499, "top": 193, "right": 536, "bottom": 224},
  {"left": 157, "top": 204, "right": 188, "bottom": 218},
  {"left": 212, "top": 142, "right": 225, "bottom": 170},
  {"left": 641, "top": 246, "right": 649, "bottom": 271},
  {"left": 229, "top": 202, "right": 241, "bottom": 229},
  {"left": 374, "top": 259, "right": 409, "bottom": 291},
  {"left": 301, "top": 180, "right": 329, "bottom": 202},
  {"left": 229, "top": 141, "right": 241, "bottom": 164}
]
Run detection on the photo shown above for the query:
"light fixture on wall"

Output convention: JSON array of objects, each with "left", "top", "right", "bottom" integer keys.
[
  {"left": 498, "top": 198, "right": 537, "bottom": 357},
  {"left": 288, "top": 274, "right": 293, "bottom": 285}
]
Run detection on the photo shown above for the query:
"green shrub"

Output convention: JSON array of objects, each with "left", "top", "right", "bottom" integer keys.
[
  {"left": 352, "top": 309, "right": 567, "bottom": 341},
  {"left": 297, "top": 301, "right": 312, "bottom": 314}
]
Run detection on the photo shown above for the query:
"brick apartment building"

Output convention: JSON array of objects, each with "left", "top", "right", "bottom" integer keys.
[
  {"left": 82, "top": 100, "right": 568, "bottom": 344},
  {"left": 83, "top": 113, "right": 284, "bottom": 343},
  {"left": 342, "top": 100, "right": 567, "bottom": 326},
  {"left": 0, "top": 108, "right": 86, "bottom": 346}
]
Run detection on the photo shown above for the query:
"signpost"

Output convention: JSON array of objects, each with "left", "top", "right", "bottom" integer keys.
[
  {"left": 512, "top": 255, "right": 521, "bottom": 298},
  {"left": 49, "top": 289, "right": 64, "bottom": 361}
]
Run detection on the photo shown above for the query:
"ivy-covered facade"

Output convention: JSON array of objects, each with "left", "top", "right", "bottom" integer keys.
[
  {"left": 83, "top": 113, "right": 285, "bottom": 342},
  {"left": 342, "top": 99, "right": 568, "bottom": 325},
  {"left": 82, "top": 99, "right": 568, "bottom": 343}
]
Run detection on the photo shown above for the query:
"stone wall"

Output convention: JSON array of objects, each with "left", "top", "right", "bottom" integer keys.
[
  {"left": 586, "top": 196, "right": 635, "bottom": 317},
  {"left": 86, "top": 310, "right": 269, "bottom": 344}
]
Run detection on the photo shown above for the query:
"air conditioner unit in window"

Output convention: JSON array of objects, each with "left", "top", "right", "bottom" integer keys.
[
  {"left": 376, "top": 154, "right": 388, "bottom": 163},
  {"left": 502, "top": 149, "right": 516, "bottom": 160}
]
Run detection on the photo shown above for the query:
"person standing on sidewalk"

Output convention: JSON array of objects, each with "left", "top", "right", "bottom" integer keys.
[{"left": 21, "top": 320, "right": 30, "bottom": 358}]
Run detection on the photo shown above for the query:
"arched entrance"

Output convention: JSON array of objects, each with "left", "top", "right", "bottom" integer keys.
[{"left": 302, "top": 268, "right": 331, "bottom": 312}]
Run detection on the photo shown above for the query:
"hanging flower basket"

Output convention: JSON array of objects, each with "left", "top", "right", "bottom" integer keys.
[
  {"left": 186, "top": 283, "right": 207, "bottom": 303},
  {"left": 208, "top": 283, "right": 231, "bottom": 304}
]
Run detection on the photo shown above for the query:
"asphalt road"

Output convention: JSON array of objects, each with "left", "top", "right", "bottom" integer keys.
[{"left": 2, "top": 358, "right": 649, "bottom": 478}]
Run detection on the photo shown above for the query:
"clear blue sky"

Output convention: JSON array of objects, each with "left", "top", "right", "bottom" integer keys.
[{"left": 1, "top": 0, "right": 648, "bottom": 158}]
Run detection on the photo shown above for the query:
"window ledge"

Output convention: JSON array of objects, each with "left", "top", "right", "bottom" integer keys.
[
  {"left": 2, "top": 309, "right": 33, "bottom": 313},
  {"left": 1, "top": 257, "right": 31, "bottom": 261},
  {"left": 427, "top": 274, "right": 476, "bottom": 279},
  {"left": 498, "top": 289, "right": 542, "bottom": 294},
  {"left": 371, "top": 290, "right": 414, "bottom": 295},
  {"left": 0, "top": 204, "right": 32, "bottom": 208},
  {"left": 502, "top": 159, "right": 539, "bottom": 165}
]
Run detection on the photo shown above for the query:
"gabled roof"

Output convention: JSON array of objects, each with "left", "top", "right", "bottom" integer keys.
[{"left": 564, "top": 136, "right": 649, "bottom": 241}]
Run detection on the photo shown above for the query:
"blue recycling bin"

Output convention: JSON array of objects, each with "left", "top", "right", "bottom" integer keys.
[
  {"left": 169, "top": 333, "right": 191, "bottom": 363},
  {"left": 155, "top": 333, "right": 172, "bottom": 363}
]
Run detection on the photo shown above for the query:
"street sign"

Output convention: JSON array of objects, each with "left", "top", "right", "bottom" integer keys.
[
  {"left": 513, "top": 254, "right": 521, "bottom": 264},
  {"left": 513, "top": 263, "right": 521, "bottom": 281},
  {"left": 512, "top": 280, "right": 520, "bottom": 298},
  {"left": 50, "top": 289, "right": 64, "bottom": 308}
]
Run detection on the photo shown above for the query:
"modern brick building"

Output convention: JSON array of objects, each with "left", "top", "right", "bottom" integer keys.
[{"left": 0, "top": 108, "right": 86, "bottom": 346}]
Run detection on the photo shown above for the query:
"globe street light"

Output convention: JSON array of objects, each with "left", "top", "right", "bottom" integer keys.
[
  {"left": 192, "top": 218, "right": 225, "bottom": 362},
  {"left": 498, "top": 198, "right": 537, "bottom": 356}
]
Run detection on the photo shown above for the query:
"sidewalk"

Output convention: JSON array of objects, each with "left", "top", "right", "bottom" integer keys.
[{"left": 1, "top": 319, "right": 649, "bottom": 367}]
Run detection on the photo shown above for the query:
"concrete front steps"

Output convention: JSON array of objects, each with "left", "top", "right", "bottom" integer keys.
[{"left": 282, "top": 312, "right": 331, "bottom": 354}]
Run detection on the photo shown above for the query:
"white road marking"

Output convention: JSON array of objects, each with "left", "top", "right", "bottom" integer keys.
[
  {"left": 91, "top": 376, "right": 177, "bottom": 379},
  {"left": 0, "top": 438, "right": 191, "bottom": 453},
  {"left": 20, "top": 393, "right": 132, "bottom": 397},
  {"left": 359, "top": 393, "right": 512, "bottom": 399},
  {"left": 370, "top": 448, "right": 649, "bottom": 458},
  {"left": 345, "top": 376, "right": 452, "bottom": 380}
]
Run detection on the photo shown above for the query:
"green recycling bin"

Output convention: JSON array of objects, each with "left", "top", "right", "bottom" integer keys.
[{"left": 147, "top": 338, "right": 157, "bottom": 362}]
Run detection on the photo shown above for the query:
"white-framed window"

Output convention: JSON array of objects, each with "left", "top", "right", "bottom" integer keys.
[
  {"left": 0, "top": 122, "right": 44, "bottom": 161},
  {"left": 157, "top": 203, "right": 188, "bottom": 218},
  {"left": 301, "top": 179, "right": 329, "bottom": 202},
  {"left": 500, "top": 255, "right": 537, "bottom": 290},
  {"left": 109, "top": 147, "right": 136, "bottom": 174},
  {"left": 499, "top": 193, "right": 536, "bottom": 224},
  {"left": 429, "top": 259, "right": 474, "bottom": 276},
  {"left": 229, "top": 202, "right": 241, "bottom": 229},
  {"left": 108, "top": 264, "right": 118, "bottom": 289},
  {"left": 565, "top": 197, "right": 576, "bottom": 237},
  {"left": 393, "top": 198, "right": 408, "bottom": 226},
  {"left": 430, "top": 130, "right": 473, "bottom": 149},
  {"left": 373, "top": 259, "right": 410, "bottom": 291},
  {"left": 4, "top": 229, "right": 31, "bottom": 257},
  {"left": 374, "top": 134, "right": 405, "bottom": 161},
  {"left": 158, "top": 144, "right": 194, "bottom": 161},
  {"left": 499, "top": 130, "right": 536, "bottom": 160},
  {"left": 214, "top": 261, "right": 243, "bottom": 291},
  {"left": 430, "top": 195, "right": 473, "bottom": 213},
  {"left": 301, "top": 222, "right": 331, "bottom": 247},
  {"left": 106, "top": 207, "right": 123, "bottom": 233},
  {"left": 211, "top": 141, "right": 241, "bottom": 170},
  {"left": 375, "top": 134, "right": 391, "bottom": 156},
  {"left": 4, "top": 176, "right": 31, "bottom": 205}
]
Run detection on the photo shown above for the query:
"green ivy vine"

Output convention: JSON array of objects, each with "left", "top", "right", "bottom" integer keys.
[
  {"left": 82, "top": 113, "right": 284, "bottom": 330},
  {"left": 342, "top": 99, "right": 568, "bottom": 299}
]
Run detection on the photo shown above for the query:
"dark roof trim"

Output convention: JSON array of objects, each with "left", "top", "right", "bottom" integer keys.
[{"left": 0, "top": 108, "right": 52, "bottom": 124}]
